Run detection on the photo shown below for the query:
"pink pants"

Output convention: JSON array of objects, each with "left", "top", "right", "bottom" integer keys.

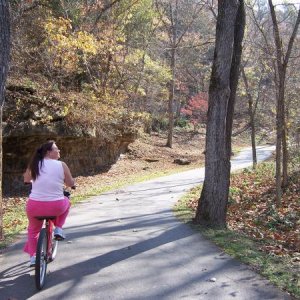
[{"left": 24, "top": 197, "right": 71, "bottom": 257}]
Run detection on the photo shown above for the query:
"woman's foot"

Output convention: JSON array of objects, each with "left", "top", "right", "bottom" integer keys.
[
  {"left": 29, "top": 256, "right": 36, "bottom": 267},
  {"left": 54, "top": 227, "right": 65, "bottom": 240}
]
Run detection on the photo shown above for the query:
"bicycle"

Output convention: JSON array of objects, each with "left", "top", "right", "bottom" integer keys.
[{"left": 34, "top": 190, "right": 73, "bottom": 290}]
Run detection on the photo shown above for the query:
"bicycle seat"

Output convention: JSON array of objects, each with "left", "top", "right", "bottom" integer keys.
[{"left": 35, "top": 216, "right": 56, "bottom": 220}]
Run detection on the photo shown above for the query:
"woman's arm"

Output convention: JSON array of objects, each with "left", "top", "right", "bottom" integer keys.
[
  {"left": 62, "top": 161, "right": 75, "bottom": 187},
  {"left": 23, "top": 168, "right": 32, "bottom": 183}
]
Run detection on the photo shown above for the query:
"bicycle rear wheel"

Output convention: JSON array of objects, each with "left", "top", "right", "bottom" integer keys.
[
  {"left": 50, "top": 238, "right": 58, "bottom": 261},
  {"left": 35, "top": 228, "right": 48, "bottom": 290}
]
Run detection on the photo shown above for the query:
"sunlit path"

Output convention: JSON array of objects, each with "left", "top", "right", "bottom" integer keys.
[{"left": 0, "top": 145, "right": 290, "bottom": 300}]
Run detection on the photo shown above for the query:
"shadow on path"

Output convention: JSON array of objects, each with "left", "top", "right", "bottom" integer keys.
[{"left": 0, "top": 222, "right": 194, "bottom": 299}]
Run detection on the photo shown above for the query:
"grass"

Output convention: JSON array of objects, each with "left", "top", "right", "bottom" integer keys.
[
  {"left": 174, "top": 187, "right": 300, "bottom": 299},
  {"left": 2, "top": 205, "right": 28, "bottom": 249}
]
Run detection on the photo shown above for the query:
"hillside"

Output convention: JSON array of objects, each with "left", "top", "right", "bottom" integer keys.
[{"left": 73, "top": 130, "right": 207, "bottom": 194}]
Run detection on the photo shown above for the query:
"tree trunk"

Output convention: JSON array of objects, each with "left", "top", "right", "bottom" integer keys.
[
  {"left": 0, "top": 0, "right": 11, "bottom": 240},
  {"left": 166, "top": 46, "right": 175, "bottom": 148},
  {"left": 282, "top": 123, "right": 288, "bottom": 188},
  {"left": 241, "top": 66, "right": 257, "bottom": 168},
  {"left": 166, "top": 1, "right": 178, "bottom": 148},
  {"left": 0, "top": 107, "right": 3, "bottom": 240},
  {"left": 194, "top": 0, "right": 245, "bottom": 227},
  {"left": 280, "top": 9, "right": 300, "bottom": 190},
  {"left": 0, "top": 0, "right": 9, "bottom": 103},
  {"left": 226, "top": 0, "right": 245, "bottom": 157},
  {"left": 268, "top": 1, "right": 300, "bottom": 204},
  {"left": 275, "top": 79, "right": 284, "bottom": 205}
]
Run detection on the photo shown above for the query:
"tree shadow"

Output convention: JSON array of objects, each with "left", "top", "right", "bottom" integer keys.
[
  {"left": 0, "top": 220, "right": 193, "bottom": 299},
  {"left": 0, "top": 262, "right": 36, "bottom": 300}
]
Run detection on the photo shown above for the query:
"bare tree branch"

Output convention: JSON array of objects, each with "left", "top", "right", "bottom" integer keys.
[
  {"left": 91, "top": 0, "right": 124, "bottom": 33},
  {"left": 284, "top": 9, "right": 300, "bottom": 67}
]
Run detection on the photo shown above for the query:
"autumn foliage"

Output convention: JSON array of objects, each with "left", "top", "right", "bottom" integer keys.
[
  {"left": 187, "top": 162, "right": 300, "bottom": 258},
  {"left": 181, "top": 92, "right": 208, "bottom": 131}
]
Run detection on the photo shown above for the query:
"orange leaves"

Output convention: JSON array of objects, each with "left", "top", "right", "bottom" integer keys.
[
  {"left": 227, "top": 164, "right": 300, "bottom": 256},
  {"left": 260, "top": 244, "right": 288, "bottom": 256}
]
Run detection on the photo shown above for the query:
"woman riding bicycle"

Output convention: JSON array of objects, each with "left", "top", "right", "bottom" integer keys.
[{"left": 23, "top": 140, "right": 75, "bottom": 267}]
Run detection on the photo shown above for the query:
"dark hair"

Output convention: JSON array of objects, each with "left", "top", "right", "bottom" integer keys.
[{"left": 29, "top": 140, "right": 55, "bottom": 180}]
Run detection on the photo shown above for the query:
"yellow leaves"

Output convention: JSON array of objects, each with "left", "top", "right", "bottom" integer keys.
[
  {"left": 120, "top": 111, "right": 151, "bottom": 127},
  {"left": 240, "top": 90, "right": 247, "bottom": 97},
  {"left": 62, "top": 106, "right": 69, "bottom": 117},
  {"left": 137, "top": 87, "right": 146, "bottom": 96},
  {"left": 43, "top": 17, "right": 99, "bottom": 71},
  {"left": 126, "top": 49, "right": 171, "bottom": 82},
  {"left": 124, "top": 49, "right": 144, "bottom": 65},
  {"left": 117, "top": 36, "right": 126, "bottom": 43},
  {"left": 44, "top": 17, "right": 71, "bottom": 35},
  {"left": 42, "top": 16, "right": 125, "bottom": 75},
  {"left": 75, "top": 31, "right": 97, "bottom": 55}
]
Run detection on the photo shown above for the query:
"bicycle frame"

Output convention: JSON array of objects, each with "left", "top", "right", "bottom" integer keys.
[
  {"left": 35, "top": 216, "right": 58, "bottom": 290},
  {"left": 34, "top": 189, "right": 73, "bottom": 290},
  {"left": 45, "top": 218, "right": 55, "bottom": 261}
]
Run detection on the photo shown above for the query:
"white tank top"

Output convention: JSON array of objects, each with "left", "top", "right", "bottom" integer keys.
[{"left": 29, "top": 159, "right": 65, "bottom": 201}]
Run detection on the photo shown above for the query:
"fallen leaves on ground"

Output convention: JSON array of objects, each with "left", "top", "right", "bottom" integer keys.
[{"left": 187, "top": 163, "right": 300, "bottom": 261}]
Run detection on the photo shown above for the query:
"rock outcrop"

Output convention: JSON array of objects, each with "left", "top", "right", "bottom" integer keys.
[{"left": 3, "top": 85, "right": 136, "bottom": 194}]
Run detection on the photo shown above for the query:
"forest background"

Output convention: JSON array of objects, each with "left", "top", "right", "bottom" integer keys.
[
  {"left": 0, "top": 0, "right": 299, "bottom": 297},
  {"left": 4, "top": 0, "right": 300, "bottom": 162}
]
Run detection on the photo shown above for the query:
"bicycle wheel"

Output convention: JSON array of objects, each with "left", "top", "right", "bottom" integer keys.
[
  {"left": 50, "top": 238, "right": 58, "bottom": 261},
  {"left": 35, "top": 228, "right": 48, "bottom": 290}
]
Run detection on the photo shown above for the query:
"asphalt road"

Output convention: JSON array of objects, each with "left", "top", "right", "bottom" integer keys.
[{"left": 0, "top": 145, "right": 292, "bottom": 300}]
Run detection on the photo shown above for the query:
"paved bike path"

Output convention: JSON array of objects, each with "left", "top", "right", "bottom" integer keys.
[{"left": 0, "top": 145, "right": 292, "bottom": 300}]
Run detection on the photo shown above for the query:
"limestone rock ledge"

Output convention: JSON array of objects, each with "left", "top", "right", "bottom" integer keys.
[{"left": 3, "top": 86, "right": 136, "bottom": 194}]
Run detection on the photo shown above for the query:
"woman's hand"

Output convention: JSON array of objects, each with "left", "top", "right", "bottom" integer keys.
[{"left": 23, "top": 168, "right": 32, "bottom": 183}]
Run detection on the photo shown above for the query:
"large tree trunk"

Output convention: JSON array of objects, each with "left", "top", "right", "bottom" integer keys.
[
  {"left": 194, "top": 0, "right": 245, "bottom": 228},
  {"left": 0, "top": 0, "right": 11, "bottom": 240}
]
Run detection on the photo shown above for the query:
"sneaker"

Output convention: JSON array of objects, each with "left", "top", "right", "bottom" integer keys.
[
  {"left": 54, "top": 227, "right": 65, "bottom": 240},
  {"left": 29, "top": 256, "right": 36, "bottom": 267}
]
